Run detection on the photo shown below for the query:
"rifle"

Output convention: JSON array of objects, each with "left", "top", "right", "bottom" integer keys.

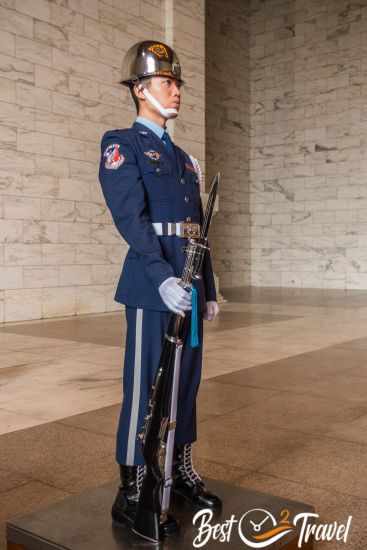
[{"left": 132, "top": 173, "right": 220, "bottom": 543}]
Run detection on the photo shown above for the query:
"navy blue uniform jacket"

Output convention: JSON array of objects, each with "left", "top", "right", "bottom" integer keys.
[{"left": 98, "top": 121, "right": 217, "bottom": 312}]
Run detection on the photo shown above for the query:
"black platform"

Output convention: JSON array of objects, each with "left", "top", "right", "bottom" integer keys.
[{"left": 6, "top": 478, "right": 315, "bottom": 549}]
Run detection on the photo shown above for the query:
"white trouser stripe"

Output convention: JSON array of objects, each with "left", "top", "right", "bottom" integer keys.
[{"left": 126, "top": 308, "right": 143, "bottom": 465}]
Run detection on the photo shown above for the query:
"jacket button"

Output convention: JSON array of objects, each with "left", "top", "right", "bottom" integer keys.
[
  {"left": 184, "top": 195, "right": 190, "bottom": 203},
  {"left": 180, "top": 177, "right": 185, "bottom": 184},
  {"left": 156, "top": 167, "right": 160, "bottom": 173}
]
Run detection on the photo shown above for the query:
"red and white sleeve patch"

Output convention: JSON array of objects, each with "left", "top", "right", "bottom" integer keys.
[{"left": 103, "top": 143, "right": 125, "bottom": 170}]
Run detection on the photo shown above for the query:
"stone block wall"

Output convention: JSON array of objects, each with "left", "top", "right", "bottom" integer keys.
[
  {"left": 249, "top": 0, "right": 367, "bottom": 289},
  {"left": 6, "top": 0, "right": 363, "bottom": 321},
  {"left": 0, "top": 0, "right": 205, "bottom": 322},
  {"left": 205, "top": 0, "right": 250, "bottom": 288},
  {"left": 168, "top": 0, "right": 205, "bottom": 172}
]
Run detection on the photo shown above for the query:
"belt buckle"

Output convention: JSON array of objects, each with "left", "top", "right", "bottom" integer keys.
[{"left": 182, "top": 222, "right": 200, "bottom": 238}]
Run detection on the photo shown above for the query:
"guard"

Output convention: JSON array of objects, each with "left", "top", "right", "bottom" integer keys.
[{"left": 98, "top": 40, "right": 221, "bottom": 526}]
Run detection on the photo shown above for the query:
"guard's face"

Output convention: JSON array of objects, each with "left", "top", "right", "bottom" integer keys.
[{"left": 148, "top": 76, "right": 182, "bottom": 112}]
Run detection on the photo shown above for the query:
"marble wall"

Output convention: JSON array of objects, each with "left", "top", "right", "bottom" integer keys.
[
  {"left": 0, "top": 0, "right": 205, "bottom": 322},
  {"left": 5, "top": 0, "right": 363, "bottom": 322},
  {"left": 168, "top": 0, "right": 205, "bottom": 173},
  {"left": 205, "top": 0, "right": 250, "bottom": 288},
  {"left": 250, "top": 0, "right": 367, "bottom": 289}
]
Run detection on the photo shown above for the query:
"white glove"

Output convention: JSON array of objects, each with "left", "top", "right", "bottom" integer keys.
[
  {"left": 204, "top": 300, "right": 219, "bottom": 321},
  {"left": 158, "top": 277, "right": 192, "bottom": 317}
]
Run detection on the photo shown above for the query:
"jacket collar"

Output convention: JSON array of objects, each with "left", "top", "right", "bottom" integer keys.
[
  {"left": 133, "top": 121, "right": 169, "bottom": 164},
  {"left": 135, "top": 116, "right": 165, "bottom": 139},
  {"left": 132, "top": 121, "right": 185, "bottom": 178}
]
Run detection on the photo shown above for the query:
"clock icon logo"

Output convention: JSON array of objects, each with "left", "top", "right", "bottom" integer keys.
[{"left": 238, "top": 508, "right": 294, "bottom": 548}]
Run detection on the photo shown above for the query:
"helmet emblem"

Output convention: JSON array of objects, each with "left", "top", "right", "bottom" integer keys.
[{"left": 148, "top": 43, "right": 169, "bottom": 59}]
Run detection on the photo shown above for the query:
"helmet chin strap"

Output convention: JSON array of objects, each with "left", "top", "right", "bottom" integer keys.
[{"left": 138, "top": 83, "right": 178, "bottom": 119}]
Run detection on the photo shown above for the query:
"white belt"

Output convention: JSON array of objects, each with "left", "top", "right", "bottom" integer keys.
[{"left": 152, "top": 222, "right": 200, "bottom": 238}]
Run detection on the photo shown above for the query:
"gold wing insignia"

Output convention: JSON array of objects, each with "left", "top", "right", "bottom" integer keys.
[{"left": 148, "top": 43, "right": 169, "bottom": 59}]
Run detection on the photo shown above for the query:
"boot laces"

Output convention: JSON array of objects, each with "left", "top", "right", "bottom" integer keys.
[
  {"left": 181, "top": 443, "right": 202, "bottom": 484},
  {"left": 126, "top": 464, "right": 146, "bottom": 503},
  {"left": 136, "top": 464, "right": 146, "bottom": 495}
]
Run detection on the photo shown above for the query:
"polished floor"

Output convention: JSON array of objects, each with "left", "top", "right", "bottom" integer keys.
[{"left": 1, "top": 287, "right": 367, "bottom": 549}]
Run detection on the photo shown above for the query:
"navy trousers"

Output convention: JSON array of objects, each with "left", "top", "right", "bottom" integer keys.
[{"left": 116, "top": 306, "right": 204, "bottom": 466}]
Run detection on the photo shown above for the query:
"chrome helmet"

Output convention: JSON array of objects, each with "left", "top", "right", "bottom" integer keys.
[{"left": 120, "top": 40, "right": 184, "bottom": 86}]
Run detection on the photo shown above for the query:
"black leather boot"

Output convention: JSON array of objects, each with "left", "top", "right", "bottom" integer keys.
[
  {"left": 111, "top": 464, "right": 145, "bottom": 525},
  {"left": 172, "top": 443, "right": 222, "bottom": 510}
]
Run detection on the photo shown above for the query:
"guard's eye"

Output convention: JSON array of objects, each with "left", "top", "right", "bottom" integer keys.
[{"left": 161, "top": 78, "right": 183, "bottom": 90}]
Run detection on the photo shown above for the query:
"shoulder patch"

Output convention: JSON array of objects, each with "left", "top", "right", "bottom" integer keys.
[{"left": 103, "top": 143, "right": 125, "bottom": 170}]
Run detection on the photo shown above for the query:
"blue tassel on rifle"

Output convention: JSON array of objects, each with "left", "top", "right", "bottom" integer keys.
[{"left": 190, "top": 286, "right": 199, "bottom": 348}]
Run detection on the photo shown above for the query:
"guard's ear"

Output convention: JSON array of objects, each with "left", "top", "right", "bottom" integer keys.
[{"left": 134, "top": 83, "right": 145, "bottom": 100}]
